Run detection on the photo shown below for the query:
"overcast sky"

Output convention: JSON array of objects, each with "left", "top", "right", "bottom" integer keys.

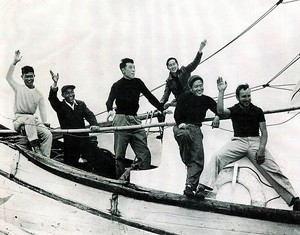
[
  {"left": 1, "top": 0, "right": 300, "bottom": 189},
  {"left": 1, "top": 0, "right": 299, "bottom": 126}
]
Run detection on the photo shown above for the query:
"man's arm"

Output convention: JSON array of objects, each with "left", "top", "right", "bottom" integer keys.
[
  {"left": 256, "top": 122, "right": 268, "bottom": 164},
  {"left": 174, "top": 96, "right": 187, "bottom": 128},
  {"left": 82, "top": 102, "right": 98, "bottom": 126},
  {"left": 209, "top": 98, "right": 220, "bottom": 129},
  {"left": 48, "top": 70, "right": 61, "bottom": 112},
  {"left": 6, "top": 50, "right": 22, "bottom": 92},
  {"left": 38, "top": 97, "right": 48, "bottom": 124},
  {"left": 106, "top": 84, "right": 116, "bottom": 121},
  {"left": 217, "top": 77, "right": 231, "bottom": 117},
  {"left": 140, "top": 81, "right": 164, "bottom": 112},
  {"left": 160, "top": 81, "right": 171, "bottom": 104},
  {"left": 185, "top": 39, "right": 207, "bottom": 73}
]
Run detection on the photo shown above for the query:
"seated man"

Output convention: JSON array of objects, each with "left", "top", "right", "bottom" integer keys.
[
  {"left": 6, "top": 50, "right": 52, "bottom": 157},
  {"left": 48, "top": 70, "right": 100, "bottom": 167},
  {"left": 198, "top": 77, "right": 300, "bottom": 211}
]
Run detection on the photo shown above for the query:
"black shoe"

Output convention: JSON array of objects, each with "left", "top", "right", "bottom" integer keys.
[
  {"left": 195, "top": 184, "right": 206, "bottom": 200},
  {"left": 195, "top": 190, "right": 205, "bottom": 200},
  {"left": 156, "top": 134, "right": 163, "bottom": 139},
  {"left": 293, "top": 198, "right": 300, "bottom": 211},
  {"left": 183, "top": 185, "right": 194, "bottom": 198}
]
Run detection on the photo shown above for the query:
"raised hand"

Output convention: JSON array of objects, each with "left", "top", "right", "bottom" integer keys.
[
  {"left": 217, "top": 76, "right": 227, "bottom": 92},
  {"left": 50, "top": 70, "right": 59, "bottom": 83},
  {"left": 107, "top": 110, "right": 115, "bottom": 122},
  {"left": 199, "top": 39, "right": 207, "bottom": 52},
  {"left": 13, "top": 50, "right": 22, "bottom": 65}
]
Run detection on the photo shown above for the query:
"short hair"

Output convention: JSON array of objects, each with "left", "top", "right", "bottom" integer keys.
[
  {"left": 166, "top": 57, "right": 178, "bottom": 67},
  {"left": 236, "top": 84, "right": 250, "bottom": 97},
  {"left": 188, "top": 75, "right": 203, "bottom": 89},
  {"left": 21, "top": 66, "right": 34, "bottom": 75},
  {"left": 119, "top": 58, "right": 134, "bottom": 70}
]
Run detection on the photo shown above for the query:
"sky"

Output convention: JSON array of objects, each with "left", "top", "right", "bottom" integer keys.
[{"left": 1, "top": 0, "right": 300, "bottom": 191}]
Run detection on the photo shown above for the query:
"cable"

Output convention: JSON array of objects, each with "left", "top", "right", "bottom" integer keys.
[
  {"left": 200, "top": 0, "right": 284, "bottom": 64},
  {"left": 267, "top": 111, "right": 300, "bottom": 127},
  {"left": 282, "top": 0, "right": 300, "bottom": 3},
  {"left": 265, "top": 196, "right": 281, "bottom": 205},
  {"left": 93, "top": 1, "right": 285, "bottom": 117},
  {"left": 265, "top": 54, "right": 300, "bottom": 85},
  {"left": 231, "top": 166, "right": 272, "bottom": 188}
]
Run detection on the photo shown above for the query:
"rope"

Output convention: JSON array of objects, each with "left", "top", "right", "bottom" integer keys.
[
  {"left": 282, "top": 0, "right": 300, "bottom": 3},
  {"left": 146, "top": 111, "right": 155, "bottom": 137},
  {"left": 200, "top": 0, "right": 284, "bottom": 64},
  {"left": 94, "top": 1, "right": 284, "bottom": 117},
  {"left": 267, "top": 111, "right": 300, "bottom": 127},
  {"left": 264, "top": 53, "right": 300, "bottom": 85}
]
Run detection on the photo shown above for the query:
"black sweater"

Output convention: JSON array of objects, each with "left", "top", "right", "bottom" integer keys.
[
  {"left": 174, "top": 92, "right": 217, "bottom": 126},
  {"left": 106, "top": 77, "right": 163, "bottom": 115}
]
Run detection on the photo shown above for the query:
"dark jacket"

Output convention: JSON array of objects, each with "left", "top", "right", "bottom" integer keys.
[
  {"left": 160, "top": 52, "right": 203, "bottom": 104},
  {"left": 48, "top": 87, "right": 97, "bottom": 130}
]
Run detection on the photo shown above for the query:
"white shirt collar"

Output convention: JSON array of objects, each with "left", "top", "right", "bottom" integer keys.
[{"left": 64, "top": 100, "right": 78, "bottom": 110}]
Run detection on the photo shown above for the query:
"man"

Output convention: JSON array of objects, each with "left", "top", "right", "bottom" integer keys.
[
  {"left": 106, "top": 58, "right": 165, "bottom": 179},
  {"left": 48, "top": 70, "right": 99, "bottom": 166},
  {"left": 6, "top": 50, "right": 52, "bottom": 157},
  {"left": 198, "top": 77, "right": 300, "bottom": 211},
  {"left": 160, "top": 39, "right": 207, "bottom": 109},
  {"left": 174, "top": 75, "right": 219, "bottom": 198},
  {"left": 156, "top": 39, "right": 207, "bottom": 139}
]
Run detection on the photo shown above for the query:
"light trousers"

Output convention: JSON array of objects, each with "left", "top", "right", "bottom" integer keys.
[
  {"left": 13, "top": 114, "right": 52, "bottom": 157},
  {"left": 199, "top": 137, "right": 298, "bottom": 205}
]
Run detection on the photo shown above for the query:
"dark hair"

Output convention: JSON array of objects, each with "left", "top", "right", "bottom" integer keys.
[
  {"left": 236, "top": 84, "right": 250, "bottom": 97},
  {"left": 119, "top": 58, "right": 134, "bottom": 70},
  {"left": 21, "top": 66, "right": 34, "bottom": 75},
  {"left": 188, "top": 75, "right": 203, "bottom": 89},
  {"left": 166, "top": 57, "right": 178, "bottom": 67}
]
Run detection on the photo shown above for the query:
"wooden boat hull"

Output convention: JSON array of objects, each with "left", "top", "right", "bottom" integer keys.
[{"left": 0, "top": 142, "right": 299, "bottom": 234}]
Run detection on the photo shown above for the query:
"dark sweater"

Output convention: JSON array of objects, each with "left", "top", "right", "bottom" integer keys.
[
  {"left": 229, "top": 103, "right": 265, "bottom": 137},
  {"left": 106, "top": 77, "right": 163, "bottom": 115},
  {"left": 160, "top": 52, "right": 203, "bottom": 104},
  {"left": 174, "top": 92, "right": 217, "bottom": 126},
  {"left": 48, "top": 87, "right": 97, "bottom": 130}
]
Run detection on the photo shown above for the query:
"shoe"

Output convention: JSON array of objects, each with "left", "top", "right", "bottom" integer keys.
[
  {"left": 183, "top": 185, "right": 194, "bottom": 198},
  {"left": 156, "top": 134, "right": 163, "bottom": 140},
  {"left": 78, "top": 157, "right": 88, "bottom": 163},
  {"left": 293, "top": 198, "right": 300, "bottom": 211},
  {"left": 195, "top": 189, "right": 205, "bottom": 200},
  {"left": 33, "top": 146, "right": 43, "bottom": 155}
]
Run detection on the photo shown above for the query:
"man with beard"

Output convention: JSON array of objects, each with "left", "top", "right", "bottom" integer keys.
[{"left": 197, "top": 77, "right": 300, "bottom": 211}]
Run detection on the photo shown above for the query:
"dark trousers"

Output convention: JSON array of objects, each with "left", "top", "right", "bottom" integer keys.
[
  {"left": 63, "top": 134, "right": 97, "bottom": 166},
  {"left": 113, "top": 114, "right": 151, "bottom": 178},
  {"left": 173, "top": 124, "right": 204, "bottom": 190}
]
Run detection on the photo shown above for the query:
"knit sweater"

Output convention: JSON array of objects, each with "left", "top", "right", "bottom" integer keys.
[
  {"left": 174, "top": 92, "right": 217, "bottom": 126},
  {"left": 106, "top": 77, "right": 163, "bottom": 115}
]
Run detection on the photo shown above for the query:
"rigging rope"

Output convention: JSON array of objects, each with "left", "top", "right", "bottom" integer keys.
[
  {"left": 94, "top": 0, "right": 284, "bottom": 117},
  {"left": 200, "top": 0, "right": 284, "bottom": 64},
  {"left": 264, "top": 53, "right": 300, "bottom": 85},
  {"left": 282, "top": 0, "right": 300, "bottom": 3},
  {"left": 213, "top": 53, "right": 300, "bottom": 100}
]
